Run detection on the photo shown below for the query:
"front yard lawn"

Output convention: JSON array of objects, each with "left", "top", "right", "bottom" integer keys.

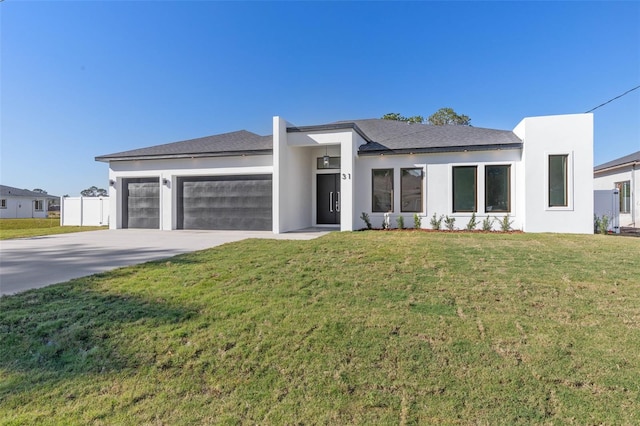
[
  {"left": 1, "top": 232, "right": 638, "bottom": 424},
  {"left": 0, "top": 218, "right": 106, "bottom": 240}
]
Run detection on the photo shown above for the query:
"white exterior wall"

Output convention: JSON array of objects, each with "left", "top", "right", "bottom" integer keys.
[
  {"left": 514, "top": 113, "right": 594, "bottom": 234},
  {"left": 594, "top": 166, "right": 638, "bottom": 227},
  {"left": 107, "top": 155, "right": 273, "bottom": 230},
  {"left": 354, "top": 149, "right": 523, "bottom": 230},
  {"left": 0, "top": 197, "right": 50, "bottom": 219},
  {"left": 60, "top": 197, "right": 109, "bottom": 226}
]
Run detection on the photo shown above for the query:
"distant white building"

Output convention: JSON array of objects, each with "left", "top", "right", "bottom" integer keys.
[
  {"left": 0, "top": 185, "right": 59, "bottom": 219},
  {"left": 594, "top": 150, "right": 639, "bottom": 228},
  {"left": 96, "top": 113, "right": 594, "bottom": 234}
]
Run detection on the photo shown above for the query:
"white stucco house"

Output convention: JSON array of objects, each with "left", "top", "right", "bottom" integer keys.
[
  {"left": 96, "top": 113, "right": 594, "bottom": 234},
  {"left": 0, "top": 185, "right": 59, "bottom": 219},
  {"left": 594, "top": 150, "right": 639, "bottom": 228}
]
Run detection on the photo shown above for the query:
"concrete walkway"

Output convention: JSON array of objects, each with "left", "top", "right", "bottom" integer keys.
[{"left": 0, "top": 228, "right": 331, "bottom": 296}]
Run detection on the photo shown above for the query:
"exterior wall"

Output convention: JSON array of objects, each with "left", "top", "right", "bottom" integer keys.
[
  {"left": 0, "top": 196, "right": 50, "bottom": 219},
  {"left": 594, "top": 166, "right": 638, "bottom": 227},
  {"left": 61, "top": 197, "right": 110, "bottom": 226},
  {"left": 107, "top": 155, "right": 273, "bottom": 230},
  {"left": 514, "top": 113, "right": 594, "bottom": 234},
  {"left": 354, "top": 149, "right": 523, "bottom": 230}
]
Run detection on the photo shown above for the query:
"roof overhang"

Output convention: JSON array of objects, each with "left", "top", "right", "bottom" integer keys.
[
  {"left": 358, "top": 142, "right": 523, "bottom": 156},
  {"left": 287, "top": 122, "right": 373, "bottom": 143},
  {"left": 594, "top": 161, "right": 639, "bottom": 174},
  {"left": 95, "top": 149, "right": 273, "bottom": 163}
]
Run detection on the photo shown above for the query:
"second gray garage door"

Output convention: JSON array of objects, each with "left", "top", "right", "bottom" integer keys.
[{"left": 177, "top": 175, "right": 272, "bottom": 230}]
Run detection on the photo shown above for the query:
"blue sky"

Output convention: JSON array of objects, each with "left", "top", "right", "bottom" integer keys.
[{"left": 1, "top": 1, "right": 638, "bottom": 197}]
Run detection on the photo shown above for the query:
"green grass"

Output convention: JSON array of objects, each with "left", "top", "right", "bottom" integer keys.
[
  {"left": 1, "top": 232, "right": 639, "bottom": 424},
  {"left": 0, "top": 218, "right": 106, "bottom": 239}
]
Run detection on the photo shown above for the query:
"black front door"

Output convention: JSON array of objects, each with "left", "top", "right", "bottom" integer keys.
[{"left": 317, "top": 174, "right": 340, "bottom": 225}]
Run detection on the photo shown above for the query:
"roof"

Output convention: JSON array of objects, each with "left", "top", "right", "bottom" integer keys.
[
  {"left": 0, "top": 185, "right": 59, "bottom": 199},
  {"left": 95, "top": 130, "right": 272, "bottom": 162},
  {"left": 96, "top": 118, "right": 522, "bottom": 162},
  {"left": 594, "top": 150, "right": 640, "bottom": 172},
  {"left": 345, "top": 119, "right": 521, "bottom": 154}
]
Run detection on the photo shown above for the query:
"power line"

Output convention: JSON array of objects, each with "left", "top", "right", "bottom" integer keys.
[{"left": 585, "top": 85, "right": 640, "bottom": 113}]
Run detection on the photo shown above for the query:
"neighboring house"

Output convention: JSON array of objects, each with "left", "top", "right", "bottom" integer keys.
[
  {"left": 96, "top": 113, "right": 594, "bottom": 234},
  {"left": 0, "top": 185, "right": 60, "bottom": 219},
  {"left": 594, "top": 150, "right": 639, "bottom": 228}
]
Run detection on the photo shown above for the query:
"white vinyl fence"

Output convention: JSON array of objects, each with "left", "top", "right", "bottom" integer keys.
[
  {"left": 594, "top": 189, "right": 620, "bottom": 233},
  {"left": 60, "top": 197, "right": 110, "bottom": 226}
]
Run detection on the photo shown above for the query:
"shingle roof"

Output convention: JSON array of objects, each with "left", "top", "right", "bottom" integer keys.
[
  {"left": 0, "top": 185, "right": 59, "bottom": 198},
  {"left": 95, "top": 130, "right": 272, "bottom": 162},
  {"left": 350, "top": 119, "right": 522, "bottom": 154},
  {"left": 594, "top": 150, "right": 640, "bottom": 172},
  {"left": 95, "top": 118, "right": 522, "bottom": 162}
]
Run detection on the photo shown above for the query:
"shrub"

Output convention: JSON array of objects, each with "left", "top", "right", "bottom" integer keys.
[
  {"left": 482, "top": 216, "right": 494, "bottom": 231},
  {"left": 430, "top": 213, "right": 444, "bottom": 230},
  {"left": 413, "top": 214, "right": 422, "bottom": 229},
  {"left": 466, "top": 213, "right": 478, "bottom": 231},
  {"left": 600, "top": 215, "right": 610, "bottom": 235},
  {"left": 444, "top": 215, "right": 456, "bottom": 231},
  {"left": 396, "top": 216, "right": 405, "bottom": 229},
  {"left": 360, "top": 212, "right": 372, "bottom": 230},
  {"left": 499, "top": 214, "right": 514, "bottom": 232}
]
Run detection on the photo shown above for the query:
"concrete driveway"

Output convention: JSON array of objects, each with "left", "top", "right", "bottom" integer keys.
[{"left": 0, "top": 228, "right": 330, "bottom": 296}]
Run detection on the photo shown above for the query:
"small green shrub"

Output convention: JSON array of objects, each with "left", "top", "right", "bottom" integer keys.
[
  {"left": 444, "top": 215, "right": 456, "bottom": 231},
  {"left": 413, "top": 214, "right": 422, "bottom": 229},
  {"left": 396, "top": 216, "right": 405, "bottom": 229},
  {"left": 360, "top": 212, "right": 372, "bottom": 230},
  {"left": 499, "top": 214, "right": 514, "bottom": 232},
  {"left": 600, "top": 215, "right": 610, "bottom": 235},
  {"left": 466, "top": 213, "right": 478, "bottom": 231},
  {"left": 482, "top": 216, "right": 494, "bottom": 231},
  {"left": 430, "top": 213, "right": 444, "bottom": 230}
]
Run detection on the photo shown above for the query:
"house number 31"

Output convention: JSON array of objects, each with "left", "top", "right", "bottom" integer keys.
[{"left": 342, "top": 173, "right": 351, "bottom": 180}]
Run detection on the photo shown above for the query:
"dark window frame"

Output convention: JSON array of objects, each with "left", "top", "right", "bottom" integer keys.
[
  {"left": 372, "top": 168, "right": 394, "bottom": 213},
  {"left": 548, "top": 154, "right": 568, "bottom": 207},
  {"left": 452, "top": 166, "right": 477, "bottom": 213},
  {"left": 400, "top": 168, "right": 423, "bottom": 213},
  {"left": 34, "top": 200, "right": 44, "bottom": 211},
  {"left": 0, "top": 199, "right": 6, "bottom": 209},
  {"left": 484, "top": 165, "right": 511, "bottom": 213}
]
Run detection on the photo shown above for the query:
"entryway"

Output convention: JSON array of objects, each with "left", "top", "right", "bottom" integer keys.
[{"left": 316, "top": 174, "right": 340, "bottom": 225}]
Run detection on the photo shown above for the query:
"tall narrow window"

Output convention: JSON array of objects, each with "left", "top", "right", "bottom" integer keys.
[
  {"left": 452, "top": 166, "right": 477, "bottom": 212},
  {"left": 485, "top": 165, "right": 510, "bottom": 212},
  {"left": 401, "top": 168, "right": 423, "bottom": 212},
  {"left": 0, "top": 199, "right": 6, "bottom": 208},
  {"left": 548, "top": 155, "right": 568, "bottom": 207},
  {"left": 616, "top": 181, "right": 631, "bottom": 213},
  {"left": 372, "top": 169, "right": 393, "bottom": 212}
]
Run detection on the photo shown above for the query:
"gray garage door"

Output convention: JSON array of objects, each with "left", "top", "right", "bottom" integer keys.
[
  {"left": 122, "top": 178, "right": 160, "bottom": 229},
  {"left": 177, "top": 175, "right": 272, "bottom": 230}
]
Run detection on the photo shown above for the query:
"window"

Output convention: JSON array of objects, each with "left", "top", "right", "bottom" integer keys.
[
  {"left": 0, "top": 199, "right": 6, "bottom": 209},
  {"left": 548, "top": 155, "right": 568, "bottom": 207},
  {"left": 452, "top": 166, "right": 477, "bottom": 212},
  {"left": 372, "top": 169, "right": 393, "bottom": 212},
  {"left": 401, "top": 168, "right": 423, "bottom": 212},
  {"left": 316, "top": 156, "right": 341, "bottom": 169},
  {"left": 616, "top": 181, "right": 631, "bottom": 213},
  {"left": 34, "top": 200, "right": 44, "bottom": 211},
  {"left": 485, "top": 165, "right": 510, "bottom": 212}
]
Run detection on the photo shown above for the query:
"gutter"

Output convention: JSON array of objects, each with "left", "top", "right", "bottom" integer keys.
[{"left": 594, "top": 160, "right": 640, "bottom": 175}]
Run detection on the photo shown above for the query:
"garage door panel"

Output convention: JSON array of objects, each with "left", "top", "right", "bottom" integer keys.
[
  {"left": 178, "top": 175, "right": 272, "bottom": 230},
  {"left": 123, "top": 179, "right": 159, "bottom": 229}
]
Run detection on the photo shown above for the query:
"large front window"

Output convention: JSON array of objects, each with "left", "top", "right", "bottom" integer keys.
[
  {"left": 616, "top": 181, "right": 631, "bottom": 213},
  {"left": 548, "top": 155, "right": 568, "bottom": 207},
  {"left": 485, "top": 165, "right": 510, "bottom": 212},
  {"left": 34, "top": 200, "right": 44, "bottom": 211},
  {"left": 452, "top": 166, "right": 477, "bottom": 212},
  {"left": 401, "top": 168, "right": 423, "bottom": 212},
  {"left": 372, "top": 169, "right": 393, "bottom": 212}
]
